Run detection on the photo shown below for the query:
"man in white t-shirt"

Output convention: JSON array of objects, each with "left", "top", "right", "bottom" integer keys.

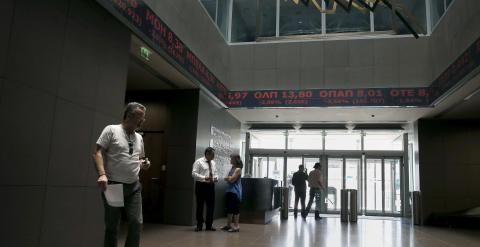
[
  {"left": 93, "top": 102, "right": 151, "bottom": 247},
  {"left": 303, "top": 162, "right": 324, "bottom": 220}
]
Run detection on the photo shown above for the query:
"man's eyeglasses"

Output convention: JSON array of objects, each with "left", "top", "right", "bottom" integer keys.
[{"left": 128, "top": 141, "right": 133, "bottom": 155}]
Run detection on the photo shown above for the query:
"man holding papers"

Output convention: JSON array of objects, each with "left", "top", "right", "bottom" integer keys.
[{"left": 93, "top": 102, "right": 151, "bottom": 247}]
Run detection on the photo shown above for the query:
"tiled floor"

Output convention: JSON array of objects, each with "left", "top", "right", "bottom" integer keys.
[{"left": 119, "top": 215, "right": 480, "bottom": 247}]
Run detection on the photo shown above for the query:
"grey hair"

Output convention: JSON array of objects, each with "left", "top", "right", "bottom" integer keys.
[{"left": 123, "top": 102, "right": 146, "bottom": 120}]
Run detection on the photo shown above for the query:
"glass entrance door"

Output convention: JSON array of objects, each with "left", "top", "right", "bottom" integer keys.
[
  {"left": 326, "top": 157, "right": 361, "bottom": 213},
  {"left": 365, "top": 157, "right": 402, "bottom": 216},
  {"left": 327, "top": 158, "right": 342, "bottom": 212}
]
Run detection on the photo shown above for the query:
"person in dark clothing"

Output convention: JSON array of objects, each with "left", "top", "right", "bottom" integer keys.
[{"left": 291, "top": 164, "right": 308, "bottom": 218}]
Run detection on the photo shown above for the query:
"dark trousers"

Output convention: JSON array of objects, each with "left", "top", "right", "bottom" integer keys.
[
  {"left": 195, "top": 181, "right": 215, "bottom": 229},
  {"left": 304, "top": 187, "right": 322, "bottom": 218},
  {"left": 293, "top": 189, "right": 306, "bottom": 216},
  {"left": 102, "top": 181, "right": 142, "bottom": 247}
]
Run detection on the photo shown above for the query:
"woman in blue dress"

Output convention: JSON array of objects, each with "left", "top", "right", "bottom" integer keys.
[{"left": 221, "top": 154, "right": 243, "bottom": 232}]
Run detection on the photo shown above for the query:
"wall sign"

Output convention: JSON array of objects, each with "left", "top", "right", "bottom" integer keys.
[
  {"left": 210, "top": 126, "right": 232, "bottom": 178},
  {"left": 225, "top": 87, "right": 433, "bottom": 108}
]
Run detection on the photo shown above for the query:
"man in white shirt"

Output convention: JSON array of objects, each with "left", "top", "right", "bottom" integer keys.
[
  {"left": 192, "top": 147, "right": 218, "bottom": 231},
  {"left": 93, "top": 102, "right": 151, "bottom": 247}
]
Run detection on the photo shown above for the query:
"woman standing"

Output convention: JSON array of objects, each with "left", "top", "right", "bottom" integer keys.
[{"left": 222, "top": 154, "right": 243, "bottom": 232}]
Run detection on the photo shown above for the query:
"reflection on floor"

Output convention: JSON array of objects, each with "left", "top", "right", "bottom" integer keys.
[{"left": 119, "top": 215, "right": 480, "bottom": 247}]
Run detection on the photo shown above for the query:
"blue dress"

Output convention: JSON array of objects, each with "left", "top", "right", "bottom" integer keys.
[{"left": 225, "top": 168, "right": 242, "bottom": 201}]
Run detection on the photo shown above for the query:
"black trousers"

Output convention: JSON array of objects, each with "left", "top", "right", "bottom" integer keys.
[
  {"left": 195, "top": 181, "right": 215, "bottom": 229},
  {"left": 294, "top": 189, "right": 306, "bottom": 215}
]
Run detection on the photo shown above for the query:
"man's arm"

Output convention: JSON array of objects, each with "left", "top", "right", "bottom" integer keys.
[
  {"left": 192, "top": 160, "right": 206, "bottom": 182},
  {"left": 93, "top": 144, "right": 108, "bottom": 191}
]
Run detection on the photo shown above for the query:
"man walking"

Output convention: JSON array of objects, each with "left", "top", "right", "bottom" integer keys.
[
  {"left": 93, "top": 102, "right": 151, "bottom": 247},
  {"left": 303, "top": 162, "right": 324, "bottom": 220}
]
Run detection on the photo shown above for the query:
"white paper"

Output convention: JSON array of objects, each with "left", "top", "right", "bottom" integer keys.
[{"left": 104, "top": 184, "right": 124, "bottom": 207}]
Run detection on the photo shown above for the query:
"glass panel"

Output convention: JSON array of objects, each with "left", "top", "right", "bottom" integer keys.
[
  {"left": 363, "top": 131, "right": 403, "bottom": 151},
  {"left": 325, "top": 130, "right": 361, "bottom": 150},
  {"left": 430, "top": 0, "right": 445, "bottom": 29},
  {"left": 252, "top": 156, "right": 268, "bottom": 178},
  {"left": 287, "top": 157, "right": 303, "bottom": 208},
  {"left": 231, "top": 0, "right": 257, "bottom": 42},
  {"left": 216, "top": 0, "right": 230, "bottom": 37},
  {"left": 258, "top": 0, "right": 277, "bottom": 37},
  {"left": 392, "top": 0, "right": 427, "bottom": 35},
  {"left": 303, "top": 157, "right": 319, "bottom": 174},
  {"left": 345, "top": 158, "right": 360, "bottom": 190},
  {"left": 366, "top": 158, "right": 383, "bottom": 212},
  {"left": 374, "top": 3, "right": 393, "bottom": 32},
  {"left": 250, "top": 131, "right": 286, "bottom": 149},
  {"left": 288, "top": 131, "right": 323, "bottom": 150},
  {"left": 279, "top": 0, "right": 322, "bottom": 36},
  {"left": 385, "top": 158, "right": 402, "bottom": 214},
  {"left": 327, "top": 158, "right": 343, "bottom": 211},
  {"left": 384, "top": 159, "right": 392, "bottom": 212},
  {"left": 268, "top": 157, "right": 284, "bottom": 182},
  {"left": 326, "top": 2, "right": 370, "bottom": 33},
  {"left": 200, "top": 0, "right": 217, "bottom": 21}
]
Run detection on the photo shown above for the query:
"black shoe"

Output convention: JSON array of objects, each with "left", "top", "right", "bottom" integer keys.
[
  {"left": 221, "top": 225, "right": 231, "bottom": 231},
  {"left": 301, "top": 211, "right": 308, "bottom": 218},
  {"left": 315, "top": 211, "right": 321, "bottom": 220},
  {"left": 205, "top": 227, "right": 216, "bottom": 231},
  {"left": 194, "top": 226, "right": 202, "bottom": 232}
]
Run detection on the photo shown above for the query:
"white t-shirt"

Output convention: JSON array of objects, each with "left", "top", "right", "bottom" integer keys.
[{"left": 96, "top": 124, "right": 144, "bottom": 183}]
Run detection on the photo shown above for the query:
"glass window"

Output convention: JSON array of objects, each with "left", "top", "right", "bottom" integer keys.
[
  {"left": 374, "top": 3, "right": 393, "bottom": 32},
  {"left": 287, "top": 157, "right": 303, "bottom": 208},
  {"left": 326, "top": 2, "right": 370, "bottom": 33},
  {"left": 387, "top": 0, "right": 427, "bottom": 35},
  {"left": 258, "top": 0, "right": 277, "bottom": 37},
  {"left": 252, "top": 156, "right": 268, "bottom": 178},
  {"left": 287, "top": 131, "right": 323, "bottom": 150},
  {"left": 252, "top": 156, "right": 284, "bottom": 182},
  {"left": 363, "top": 131, "right": 403, "bottom": 151},
  {"left": 231, "top": 0, "right": 257, "bottom": 42},
  {"left": 430, "top": 0, "right": 445, "bottom": 29},
  {"left": 250, "top": 131, "right": 286, "bottom": 149},
  {"left": 199, "top": 0, "right": 230, "bottom": 39},
  {"left": 217, "top": 0, "right": 230, "bottom": 38},
  {"left": 200, "top": 0, "right": 217, "bottom": 21},
  {"left": 268, "top": 157, "right": 284, "bottom": 182},
  {"left": 366, "top": 158, "right": 383, "bottom": 212},
  {"left": 325, "top": 130, "right": 361, "bottom": 150},
  {"left": 327, "top": 157, "right": 343, "bottom": 211},
  {"left": 279, "top": 0, "right": 322, "bottom": 36}
]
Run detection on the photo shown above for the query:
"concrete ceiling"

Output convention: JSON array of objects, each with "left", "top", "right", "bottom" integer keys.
[{"left": 127, "top": 35, "right": 480, "bottom": 124}]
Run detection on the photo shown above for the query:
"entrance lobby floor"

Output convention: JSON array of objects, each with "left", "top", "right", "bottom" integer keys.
[{"left": 120, "top": 215, "right": 480, "bottom": 247}]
